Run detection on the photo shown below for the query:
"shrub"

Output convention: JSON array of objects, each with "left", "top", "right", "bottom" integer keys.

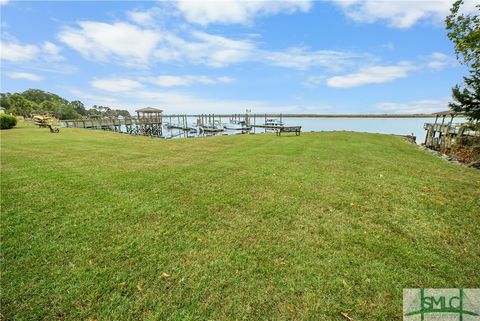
[{"left": 0, "top": 114, "right": 18, "bottom": 129}]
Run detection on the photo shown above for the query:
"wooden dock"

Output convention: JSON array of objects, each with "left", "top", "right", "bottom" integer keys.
[
  {"left": 423, "top": 111, "right": 478, "bottom": 149},
  {"left": 251, "top": 125, "right": 283, "bottom": 129},
  {"left": 167, "top": 125, "right": 192, "bottom": 131},
  {"left": 59, "top": 112, "right": 297, "bottom": 137},
  {"left": 423, "top": 122, "right": 473, "bottom": 149},
  {"left": 61, "top": 116, "right": 164, "bottom": 137}
]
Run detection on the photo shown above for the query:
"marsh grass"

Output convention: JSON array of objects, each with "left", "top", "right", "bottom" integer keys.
[{"left": 1, "top": 122, "right": 479, "bottom": 320}]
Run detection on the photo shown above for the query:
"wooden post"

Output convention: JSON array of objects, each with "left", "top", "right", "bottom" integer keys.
[
  {"left": 424, "top": 125, "right": 429, "bottom": 145},
  {"left": 439, "top": 115, "right": 446, "bottom": 141}
]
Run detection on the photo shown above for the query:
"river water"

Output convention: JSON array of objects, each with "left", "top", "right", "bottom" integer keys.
[{"left": 117, "top": 116, "right": 463, "bottom": 144}]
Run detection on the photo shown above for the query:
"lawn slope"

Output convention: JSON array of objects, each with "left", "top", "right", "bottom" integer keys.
[{"left": 1, "top": 122, "right": 479, "bottom": 320}]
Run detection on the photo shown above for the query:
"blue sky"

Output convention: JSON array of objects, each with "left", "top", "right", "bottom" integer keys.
[{"left": 0, "top": 0, "right": 476, "bottom": 114}]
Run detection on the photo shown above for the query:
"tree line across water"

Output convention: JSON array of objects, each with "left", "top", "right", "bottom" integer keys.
[{"left": 0, "top": 89, "right": 130, "bottom": 120}]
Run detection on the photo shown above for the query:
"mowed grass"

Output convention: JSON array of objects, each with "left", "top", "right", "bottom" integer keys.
[{"left": 1, "top": 121, "right": 479, "bottom": 321}]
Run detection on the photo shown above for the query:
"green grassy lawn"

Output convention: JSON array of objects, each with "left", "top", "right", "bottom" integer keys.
[{"left": 1, "top": 122, "right": 479, "bottom": 320}]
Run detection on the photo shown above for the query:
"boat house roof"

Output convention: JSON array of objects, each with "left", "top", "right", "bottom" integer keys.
[
  {"left": 135, "top": 107, "right": 163, "bottom": 113},
  {"left": 434, "top": 110, "right": 458, "bottom": 116}
]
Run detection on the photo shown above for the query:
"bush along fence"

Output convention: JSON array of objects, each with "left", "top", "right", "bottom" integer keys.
[{"left": 0, "top": 114, "right": 18, "bottom": 130}]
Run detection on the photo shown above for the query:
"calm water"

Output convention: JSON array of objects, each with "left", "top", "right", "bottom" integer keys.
[
  {"left": 281, "top": 117, "right": 436, "bottom": 143},
  {"left": 119, "top": 116, "right": 462, "bottom": 144}
]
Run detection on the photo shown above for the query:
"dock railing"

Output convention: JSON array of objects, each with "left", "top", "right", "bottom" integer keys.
[{"left": 423, "top": 122, "right": 478, "bottom": 149}]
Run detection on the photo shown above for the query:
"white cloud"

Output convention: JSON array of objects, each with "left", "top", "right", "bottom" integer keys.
[
  {"left": 127, "top": 9, "right": 158, "bottom": 26},
  {"left": 90, "top": 78, "right": 143, "bottom": 92},
  {"left": 0, "top": 0, "right": 9, "bottom": 5},
  {"left": 42, "top": 41, "right": 64, "bottom": 62},
  {"left": 154, "top": 31, "right": 257, "bottom": 67},
  {"left": 154, "top": 32, "right": 364, "bottom": 70},
  {"left": 58, "top": 21, "right": 161, "bottom": 66},
  {"left": 303, "top": 76, "right": 326, "bottom": 88},
  {"left": 148, "top": 75, "right": 234, "bottom": 87},
  {"left": 131, "top": 90, "right": 329, "bottom": 114},
  {"left": 0, "top": 41, "right": 39, "bottom": 62},
  {"left": 314, "top": 51, "right": 453, "bottom": 89},
  {"left": 217, "top": 76, "right": 234, "bottom": 83},
  {"left": 1, "top": 37, "right": 65, "bottom": 64},
  {"left": 192, "top": 31, "right": 255, "bottom": 67},
  {"left": 176, "top": 0, "right": 312, "bottom": 25},
  {"left": 326, "top": 62, "right": 415, "bottom": 88},
  {"left": 6, "top": 71, "right": 43, "bottom": 81},
  {"left": 264, "top": 47, "right": 366, "bottom": 71},
  {"left": 425, "top": 52, "right": 455, "bottom": 70},
  {"left": 334, "top": 0, "right": 478, "bottom": 29},
  {"left": 376, "top": 97, "right": 450, "bottom": 114},
  {"left": 58, "top": 21, "right": 256, "bottom": 68},
  {"left": 55, "top": 18, "right": 371, "bottom": 70},
  {"left": 381, "top": 42, "right": 395, "bottom": 51},
  {"left": 149, "top": 75, "right": 191, "bottom": 87},
  {"left": 69, "top": 89, "right": 120, "bottom": 107}
]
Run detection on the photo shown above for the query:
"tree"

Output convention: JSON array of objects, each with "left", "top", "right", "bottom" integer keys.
[
  {"left": 0, "top": 93, "right": 11, "bottom": 110},
  {"left": 8, "top": 94, "right": 34, "bottom": 116},
  {"left": 450, "top": 69, "right": 480, "bottom": 120},
  {"left": 21, "top": 89, "right": 68, "bottom": 105},
  {"left": 87, "top": 105, "right": 101, "bottom": 117},
  {"left": 39, "top": 100, "right": 57, "bottom": 114},
  {"left": 70, "top": 100, "right": 87, "bottom": 116},
  {"left": 446, "top": 0, "right": 480, "bottom": 120},
  {"left": 116, "top": 109, "right": 131, "bottom": 117},
  {"left": 56, "top": 104, "right": 81, "bottom": 120},
  {"left": 1, "top": 89, "right": 130, "bottom": 119}
]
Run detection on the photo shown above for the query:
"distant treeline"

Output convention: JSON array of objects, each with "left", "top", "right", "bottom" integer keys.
[{"left": 0, "top": 89, "right": 130, "bottom": 120}]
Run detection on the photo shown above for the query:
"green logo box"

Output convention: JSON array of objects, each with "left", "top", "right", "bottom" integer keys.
[{"left": 404, "top": 289, "right": 480, "bottom": 321}]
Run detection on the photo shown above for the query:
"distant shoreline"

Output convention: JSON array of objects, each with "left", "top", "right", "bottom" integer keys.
[{"left": 167, "top": 114, "right": 439, "bottom": 118}]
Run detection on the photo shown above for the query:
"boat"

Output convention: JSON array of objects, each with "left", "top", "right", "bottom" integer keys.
[
  {"left": 264, "top": 118, "right": 284, "bottom": 127},
  {"left": 224, "top": 120, "right": 251, "bottom": 130},
  {"left": 201, "top": 120, "right": 225, "bottom": 132},
  {"left": 189, "top": 125, "right": 199, "bottom": 134}
]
